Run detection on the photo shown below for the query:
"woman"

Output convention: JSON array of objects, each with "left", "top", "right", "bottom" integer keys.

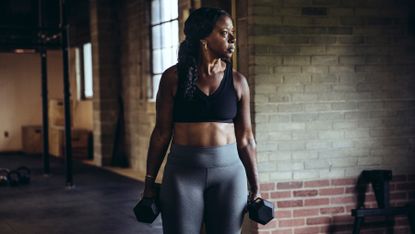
[{"left": 142, "top": 7, "right": 260, "bottom": 234}]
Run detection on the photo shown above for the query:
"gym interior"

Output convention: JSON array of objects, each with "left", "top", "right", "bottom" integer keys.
[{"left": 1, "top": 0, "right": 415, "bottom": 233}]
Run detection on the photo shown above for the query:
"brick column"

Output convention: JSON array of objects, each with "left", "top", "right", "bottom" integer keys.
[
  {"left": 90, "top": 0, "right": 121, "bottom": 166},
  {"left": 118, "top": 0, "right": 194, "bottom": 178}
]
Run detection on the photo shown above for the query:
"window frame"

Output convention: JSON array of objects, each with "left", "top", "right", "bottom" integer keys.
[
  {"left": 148, "top": 0, "right": 179, "bottom": 101},
  {"left": 75, "top": 42, "right": 94, "bottom": 101}
]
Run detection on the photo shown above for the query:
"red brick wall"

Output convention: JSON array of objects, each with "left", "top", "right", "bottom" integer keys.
[
  {"left": 257, "top": 174, "right": 415, "bottom": 234},
  {"left": 246, "top": 0, "right": 415, "bottom": 233}
]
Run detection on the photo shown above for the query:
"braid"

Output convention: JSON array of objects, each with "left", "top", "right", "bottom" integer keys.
[
  {"left": 177, "top": 7, "right": 230, "bottom": 100},
  {"left": 178, "top": 39, "right": 199, "bottom": 100}
]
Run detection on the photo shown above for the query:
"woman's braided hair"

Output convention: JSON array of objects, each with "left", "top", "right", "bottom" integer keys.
[{"left": 177, "top": 7, "right": 230, "bottom": 100}]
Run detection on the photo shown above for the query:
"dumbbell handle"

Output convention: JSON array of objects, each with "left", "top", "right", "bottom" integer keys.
[
  {"left": 134, "top": 197, "right": 160, "bottom": 223},
  {"left": 247, "top": 197, "right": 275, "bottom": 225}
]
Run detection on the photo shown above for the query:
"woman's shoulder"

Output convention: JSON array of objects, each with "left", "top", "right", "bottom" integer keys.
[
  {"left": 232, "top": 69, "right": 249, "bottom": 88},
  {"left": 232, "top": 69, "right": 246, "bottom": 82},
  {"left": 162, "top": 64, "right": 178, "bottom": 81},
  {"left": 160, "top": 64, "right": 179, "bottom": 97},
  {"left": 232, "top": 69, "right": 249, "bottom": 100}
]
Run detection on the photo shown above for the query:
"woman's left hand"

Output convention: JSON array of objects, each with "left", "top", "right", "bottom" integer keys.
[{"left": 248, "top": 190, "right": 261, "bottom": 202}]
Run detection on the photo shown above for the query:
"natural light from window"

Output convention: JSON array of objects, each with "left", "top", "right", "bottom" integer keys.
[
  {"left": 150, "top": 0, "right": 179, "bottom": 100},
  {"left": 83, "top": 42, "right": 93, "bottom": 99}
]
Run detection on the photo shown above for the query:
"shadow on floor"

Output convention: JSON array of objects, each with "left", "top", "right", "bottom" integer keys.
[{"left": 0, "top": 153, "right": 162, "bottom": 234}]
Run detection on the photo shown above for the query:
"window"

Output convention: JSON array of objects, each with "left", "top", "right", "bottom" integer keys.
[
  {"left": 82, "top": 43, "right": 93, "bottom": 99},
  {"left": 149, "top": 0, "right": 179, "bottom": 100},
  {"left": 75, "top": 42, "right": 94, "bottom": 100}
]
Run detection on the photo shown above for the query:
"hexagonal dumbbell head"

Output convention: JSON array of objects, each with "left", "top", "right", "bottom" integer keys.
[
  {"left": 133, "top": 197, "right": 160, "bottom": 223},
  {"left": 248, "top": 197, "right": 275, "bottom": 225}
]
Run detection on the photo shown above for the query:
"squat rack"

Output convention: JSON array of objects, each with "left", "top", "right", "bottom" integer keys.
[{"left": 1, "top": 0, "right": 74, "bottom": 187}]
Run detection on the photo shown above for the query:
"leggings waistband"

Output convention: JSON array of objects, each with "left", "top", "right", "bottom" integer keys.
[{"left": 167, "top": 143, "right": 239, "bottom": 168}]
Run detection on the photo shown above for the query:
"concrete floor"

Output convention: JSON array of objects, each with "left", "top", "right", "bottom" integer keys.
[{"left": 0, "top": 153, "right": 163, "bottom": 234}]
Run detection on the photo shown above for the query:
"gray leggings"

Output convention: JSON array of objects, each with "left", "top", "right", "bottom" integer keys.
[{"left": 160, "top": 143, "right": 248, "bottom": 234}]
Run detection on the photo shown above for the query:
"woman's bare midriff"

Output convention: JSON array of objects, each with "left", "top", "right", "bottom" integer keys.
[{"left": 172, "top": 122, "right": 236, "bottom": 147}]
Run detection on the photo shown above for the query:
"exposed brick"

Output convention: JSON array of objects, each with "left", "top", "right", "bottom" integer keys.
[
  {"left": 293, "top": 226, "right": 320, "bottom": 234},
  {"left": 261, "top": 219, "right": 278, "bottom": 229},
  {"left": 304, "top": 198, "right": 330, "bottom": 206},
  {"left": 395, "top": 218, "right": 409, "bottom": 226},
  {"left": 278, "top": 218, "right": 305, "bottom": 227},
  {"left": 277, "top": 182, "right": 303, "bottom": 190},
  {"left": 283, "top": 56, "right": 311, "bottom": 65},
  {"left": 329, "top": 223, "right": 355, "bottom": 232},
  {"left": 392, "top": 201, "right": 410, "bottom": 207},
  {"left": 390, "top": 192, "right": 407, "bottom": 200},
  {"left": 331, "top": 215, "right": 354, "bottom": 223},
  {"left": 345, "top": 186, "right": 356, "bottom": 194},
  {"left": 271, "top": 191, "right": 292, "bottom": 199},
  {"left": 271, "top": 230, "right": 293, "bottom": 234},
  {"left": 345, "top": 205, "right": 355, "bottom": 213},
  {"left": 276, "top": 210, "right": 292, "bottom": 219},
  {"left": 311, "top": 55, "right": 338, "bottom": 65},
  {"left": 304, "top": 180, "right": 330, "bottom": 188},
  {"left": 301, "top": 65, "right": 329, "bottom": 73},
  {"left": 320, "top": 206, "right": 345, "bottom": 214},
  {"left": 293, "top": 208, "right": 319, "bottom": 217},
  {"left": 330, "top": 196, "right": 355, "bottom": 204},
  {"left": 262, "top": 192, "right": 271, "bottom": 199},
  {"left": 261, "top": 182, "right": 276, "bottom": 191},
  {"left": 331, "top": 178, "right": 356, "bottom": 186},
  {"left": 306, "top": 216, "right": 331, "bottom": 225},
  {"left": 396, "top": 182, "right": 415, "bottom": 190},
  {"left": 319, "top": 187, "right": 345, "bottom": 196},
  {"left": 277, "top": 200, "right": 304, "bottom": 208},
  {"left": 293, "top": 190, "right": 318, "bottom": 198},
  {"left": 293, "top": 170, "right": 320, "bottom": 180}
]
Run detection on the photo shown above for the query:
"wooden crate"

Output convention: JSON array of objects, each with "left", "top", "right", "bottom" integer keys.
[
  {"left": 48, "top": 99, "right": 73, "bottom": 127},
  {"left": 49, "top": 126, "right": 64, "bottom": 157},
  {"left": 21, "top": 125, "right": 43, "bottom": 154},
  {"left": 48, "top": 126, "right": 91, "bottom": 159}
]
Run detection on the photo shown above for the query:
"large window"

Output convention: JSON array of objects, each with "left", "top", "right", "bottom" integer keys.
[
  {"left": 75, "top": 42, "right": 94, "bottom": 100},
  {"left": 149, "top": 0, "right": 179, "bottom": 100}
]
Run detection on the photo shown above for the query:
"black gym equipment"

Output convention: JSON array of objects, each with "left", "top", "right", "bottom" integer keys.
[
  {"left": 16, "top": 166, "right": 31, "bottom": 184},
  {"left": 0, "top": 0, "right": 74, "bottom": 186},
  {"left": 0, "top": 168, "right": 10, "bottom": 186},
  {"left": 351, "top": 170, "right": 415, "bottom": 234},
  {"left": 7, "top": 170, "right": 21, "bottom": 187},
  {"left": 133, "top": 183, "right": 161, "bottom": 223},
  {"left": 247, "top": 197, "right": 275, "bottom": 225},
  {"left": 134, "top": 197, "right": 161, "bottom": 223},
  {"left": 3, "top": 166, "right": 32, "bottom": 187}
]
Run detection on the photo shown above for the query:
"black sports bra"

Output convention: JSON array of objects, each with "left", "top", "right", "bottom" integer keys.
[{"left": 173, "top": 62, "right": 238, "bottom": 123}]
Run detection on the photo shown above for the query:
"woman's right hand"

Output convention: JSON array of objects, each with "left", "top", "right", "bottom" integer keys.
[{"left": 142, "top": 179, "right": 160, "bottom": 199}]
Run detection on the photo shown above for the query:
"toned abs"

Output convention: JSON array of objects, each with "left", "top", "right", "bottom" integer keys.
[{"left": 172, "top": 122, "right": 236, "bottom": 147}]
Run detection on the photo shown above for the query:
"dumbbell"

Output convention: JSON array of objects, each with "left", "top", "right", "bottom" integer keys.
[
  {"left": 16, "top": 166, "right": 31, "bottom": 184},
  {"left": 4, "top": 166, "right": 31, "bottom": 187},
  {"left": 247, "top": 197, "right": 275, "bottom": 225},
  {"left": 133, "top": 183, "right": 161, "bottom": 223},
  {"left": 7, "top": 170, "right": 21, "bottom": 187},
  {"left": 0, "top": 169, "right": 9, "bottom": 186}
]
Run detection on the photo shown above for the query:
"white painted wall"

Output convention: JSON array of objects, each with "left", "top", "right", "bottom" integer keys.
[{"left": 0, "top": 50, "right": 93, "bottom": 152}]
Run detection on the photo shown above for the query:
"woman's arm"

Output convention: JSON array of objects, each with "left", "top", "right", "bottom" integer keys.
[
  {"left": 233, "top": 71, "right": 260, "bottom": 200},
  {"left": 143, "top": 67, "right": 176, "bottom": 197}
]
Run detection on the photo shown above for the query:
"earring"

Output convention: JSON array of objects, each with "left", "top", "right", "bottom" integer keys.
[{"left": 203, "top": 43, "right": 207, "bottom": 50}]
